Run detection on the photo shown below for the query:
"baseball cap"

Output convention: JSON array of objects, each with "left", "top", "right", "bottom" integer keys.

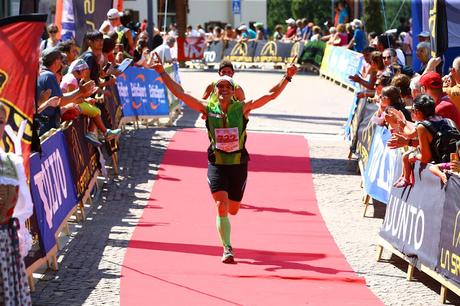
[
  {"left": 351, "top": 19, "right": 362, "bottom": 28},
  {"left": 237, "top": 24, "right": 247, "bottom": 31},
  {"left": 418, "top": 31, "right": 430, "bottom": 38},
  {"left": 215, "top": 76, "right": 234, "bottom": 87},
  {"left": 419, "top": 71, "right": 442, "bottom": 89},
  {"left": 285, "top": 18, "right": 296, "bottom": 25},
  {"left": 68, "top": 59, "right": 89, "bottom": 73},
  {"left": 41, "top": 47, "right": 64, "bottom": 66},
  {"left": 107, "top": 8, "right": 121, "bottom": 20}
]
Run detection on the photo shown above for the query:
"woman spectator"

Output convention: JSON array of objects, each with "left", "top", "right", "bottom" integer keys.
[
  {"left": 391, "top": 74, "right": 413, "bottom": 106},
  {"left": 40, "top": 23, "right": 61, "bottom": 52},
  {"left": 393, "top": 94, "right": 440, "bottom": 187},
  {"left": 273, "top": 25, "right": 284, "bottom": 41},
  {"left": 254, "top": 23, "right": 265, "bottom": 41},
  {"left": 223, "top": 24, "right": 236, "bottom": 40},
  {"left": 330, "top": 24, "right": 348, "bottom": 46},
  {"left": 309, "top": 26, "right": 322, "bottom": 42},
  {"left": 368, "top": 32, "right": 378, "bottom": 48},
  {"left": 350, "top": 51, "right": 384, "bottom": 92},
  {"left": 346, "top": 23, "right": 354, "bottom": 44},
  {"left": 372, "top": 85, "right": 411, "bottom": 128},
  {"left": 212, "top": 26, "right": 223, "bottom": 41}
]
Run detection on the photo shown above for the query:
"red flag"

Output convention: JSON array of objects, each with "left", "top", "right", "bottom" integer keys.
[
  {"left": 177, "top": 37, "right": 207, "bottom": 61},
  {"left": 113, "top": 0, "right": 124, "bottom": 12},
  {"left": 0, "top": 15, "right": 47, "bottom": 169}
]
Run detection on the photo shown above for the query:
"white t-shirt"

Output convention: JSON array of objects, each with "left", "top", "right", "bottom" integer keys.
[
  {"left": 60, "top": 73, "right": 78, "bottom": 92},
  {"left": 152, "top": 44, "right": 173, "bottom": 63},
  {"left": 99, "top": 20, "right": 115, "bottom": 34},
  {"left": 396, "top": 48, "right": 406, "bottom": 66}
]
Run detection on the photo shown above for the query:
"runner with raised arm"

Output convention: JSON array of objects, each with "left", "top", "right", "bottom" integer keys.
[{"left": 151, "top": 53, "right": 297, "bottom": 263}]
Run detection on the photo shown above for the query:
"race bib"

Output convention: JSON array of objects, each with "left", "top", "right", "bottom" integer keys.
[{"left": 215, "top": 127, "right": 239, "bottom": 152}]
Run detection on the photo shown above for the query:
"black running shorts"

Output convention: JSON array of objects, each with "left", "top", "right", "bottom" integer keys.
[{"left": 207, "top": 163, "right": 248, "bottom": 202}]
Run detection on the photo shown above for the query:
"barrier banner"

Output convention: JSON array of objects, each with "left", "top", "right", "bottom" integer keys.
[
  {"left": 100, "top": 84, "right": 123, "bottom": 130},
  {"left": 438, "top": 175, "right": 460, "bottom": 285},
  {"left": 29, "top": 131, "right": 79, "bottom": 254},
  {"left": 62, "top": 117, "right": 99, "bottom": 201},
  {"left": 344, "top": 96, "right": 360, "bottom": 141},
  {"left": 177, "top": 37, "right": 207, "bottom": 61},
  {"left": 223, "top": 41, "right": 257, "bottom": 62},
  {"left": 379, "top": 162, "right": 445, "bottom": 269},
  {"left": 72, "top": 1, "right": 112, "bottom": 46},
  {"left": 24, "top": 211, "right": 46, "bottom": 268},
  {"left": 320, "top": 45, "right": 363, "bottom": 90},
  {"left": 351, "top": 99, "right": 378, "bottom": 154},
  {"left": 116, "top": 66, "right": 170, "bottom": 119},
  {"left": 356, "top": 119, "right": 378, "bottom": 169},
  {"left": 203, "top": 41, "right": 224, "bottom": 64},
  {"left": 253, "top": 41, "right": 288, "bottom": 63},
  {"left": 363, "top": 126, "right": 402, "bottom": 204}
]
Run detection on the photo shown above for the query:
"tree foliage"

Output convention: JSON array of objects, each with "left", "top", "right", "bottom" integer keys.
[{"left": 363, "top": 0, "right": 384, "bottom": 34}]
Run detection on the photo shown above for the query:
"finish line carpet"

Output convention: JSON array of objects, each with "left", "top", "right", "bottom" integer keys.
[{"left": 120, "top": 129, "right": 381, "bottom": 305}]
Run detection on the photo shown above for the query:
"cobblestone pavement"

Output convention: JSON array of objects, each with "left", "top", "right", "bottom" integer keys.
[{"left": 31, "top": 71, "right": 460, "bottom": 305}]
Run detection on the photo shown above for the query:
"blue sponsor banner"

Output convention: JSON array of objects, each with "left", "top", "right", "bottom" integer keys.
[
  {"left": 29, "top": 131, "right": 78, "bottom": 254},
  {"left": 344, "top": 95, "right": 360, "bottom": 141},
  {"left": 116, "top": 67, "right": 170, "bottom": 119},
  {"left": 363, "top": 126, "right": 402, "bottom": 204},
  {"left": 320, "top": 45, "right": 363, "bottom": 90}
]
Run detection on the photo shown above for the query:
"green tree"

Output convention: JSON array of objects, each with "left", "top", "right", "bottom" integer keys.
[
  {"left": 291, "top": 0, "right": 331, "bottom": 26},
  {"left": 363, "top": 0, "right": 384, "bottom": 34},
  {"left": 267, "top": 0, "right": 292, "bottom": 33}
]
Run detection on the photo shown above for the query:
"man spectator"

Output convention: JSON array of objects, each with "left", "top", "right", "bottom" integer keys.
[
  {"left": 444, "top": 57, "right": 460, "bottom": 111},
  {"left": 336, "top": 1, "right": 349, "bottom": 25},
  {"left": 284, "top": 18, "right": 297, "bottom": 40},
  {"left": 420, "top": 71, "right": 460, "bottom": 128},
  {"left": 100, "top": 8, "right": 134, "bottom": 54},
  {"left": 57, "top": 40, "right": 79, "bottom": 74},
  {"left": 168, "top": 23, "right": 178, "bottom": 38},
  {"left": 151, "top": 36, "right": 176, "bottom": 64},
  {"left": 186, "top": 25, "right": 201, "bottom": 37},
  {"left": 99, "top": 8, "right": 121, "bottom": 34},
  {"left": 416, "top": 41, "right": 431, "bottom": 74},
  {"left": 347, "top": 19, "right": 365, "bottom": 53},
  {"left": 418, "top": 31, "right": 430, "bottom": 43},
  {"left": 36, "top": 48, "right": 95, "bottom": 136},
  {"left": 223, "top": 24, "right": 236, "bottom": 40}
]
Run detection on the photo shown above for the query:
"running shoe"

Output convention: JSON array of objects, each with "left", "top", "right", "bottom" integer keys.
[
  {"left": 221, "top": 245, "right": 235, "bottom": 264},
  {"left": 85, "top": 133, "right": 102, "bottom": 147},
  {"left": 105, "top": 128, "right": 121, "bottom": 140}
]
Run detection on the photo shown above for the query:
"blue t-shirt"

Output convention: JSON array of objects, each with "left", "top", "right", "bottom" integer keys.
[
  {"left": 242, "top": 28, "right": 257, "bottom": 39},
  {"left": 353, "top": 28, "right": 365, "bottom": 52},
  {"left": 36, "top": 69, "right": 62, "bottom": 135},
  {"left": 338, "top": 9, "right": 349, "bottom": 24}
]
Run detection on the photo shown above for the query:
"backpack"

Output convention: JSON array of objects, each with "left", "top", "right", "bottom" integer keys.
[{"left": 420, "top": 119, "right": 460, "bottom": 163}]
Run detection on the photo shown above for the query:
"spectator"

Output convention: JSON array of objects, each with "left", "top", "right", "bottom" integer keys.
[
  {"left": 410, "top": 75, "right": 422, "bottom": 98},
  {"left": 284, "top": 18, "right": 297, "bottom": 40},
  {"left": 100, "top": 8, "right": 121, "bottom": 34},
  {"left": 151, "top": 26, "right": 163, "bottom": 50},
  {"left": 416, "top": 42, "right": 431, "bottom": 74},
  {"left": 140, "top": 19, "right": 148, "bottom": 32},
  {"left": 336, "top": 1, "right": 349, "bottom": 25},
  {"left": 196, "top": 24, "right": 206, "bottom": 38},
  {"left": 420, "top": 71, "right": 460, "bottom": 128},
  {"left": 418, "top": 31, "right": 430, "bottom": 43},
  {"left": 151, "top": 36, "right": 176, "bottom": 64},
  {"left": 310, "top": 26, "right": 322, "bottom": 42},
  {"left": 429, "top": 140, "right": 460, "bottom": 184},
  {"left": 37, "top": 48, "right": 95, "bottom": 136},
  {"left": 323, "top": 26, "right": 337, "bottom": 44},
  {"left": 168, "top": 23, "right": 178, "bottom": 38},
  {"left": 40, "top": 24, "right": 60, "bottom": 52},
  {"left": 443, "top": 56, "right": 460, "bottom": 111},
  {"left": 391, "top": 74, "right": 413, "bottom": 106},
  {"left": 186, "top": 25, "right": 200, "bottom": 38},
  {"left": 295, "top": 19, "right": 304, "bottom": 40},
  {"left": 368, "top": 31, "right": 378, "bottom": 48},
  {"left": 57, "top": 40, "right": 79, "bottom": 74},
  {"left": 237, "top": 24, "right": 256, "bottom": 40},
  {"left": 61, "top": 59, "right": 120, "bottom": 144},
  {"left": 346, "top": 23, "right": 354, "bottom": 44},
  {"left": 376, "top": 34, "right": 394, "bottom": 52},
  {"left": 401, "top": 31, "right": 413, "bottom": 66},
  {"left": 223, "top": 24, "right": 236, "bottom": 40},
  {"left": 254, "top": 22, "right": 265, "bottom": 41},
  {"left": 330, "top": 24, "right": 348, "bottom": 46},
  {"left": 347, "top": 19, "right": 365, "bottom": 53},
  {"left": 301, "top": 20, "right": 312, "bottom": 41},
  {"left": 273, "top": 24, "right": 284, "bottom": 40},
  {"left": 133, "top": 39, "right": 150, "bottom": 67},
  {"left": 212, "top": 26, "right": 224, "bottom": 41},
  {"left": 393, "top": 94, "right": 439, "bottom": 188}
]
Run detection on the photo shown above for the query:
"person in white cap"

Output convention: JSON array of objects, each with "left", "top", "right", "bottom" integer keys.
[
  {"left": 284, "top": 18, "right": 297, "bottom": 40},
  {"left": 100, "top": 8, "right": 121, "bottom": 34},
  {"left": 150, "top": 52, "right": 297, "bottom": 264},
  {"left": 347, "top": 19, "right": 365, "bottom": 52},
  {"left": 418, "top": 30, "right": 430, "bottom": 43},
  {"left": 237, "top": 24, "right": 256, "bottom": 40}
]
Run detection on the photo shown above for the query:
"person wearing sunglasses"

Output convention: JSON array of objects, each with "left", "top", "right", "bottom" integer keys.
[{"left": 40, "top": 23, "right": 61, "bottom": 52}]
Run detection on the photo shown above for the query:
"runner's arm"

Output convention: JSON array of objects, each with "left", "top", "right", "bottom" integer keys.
[
  {"left": 151, "top": 53, "right": 206, "bottom": 113},
  {"left": 235, "top": 86, "right": 245, "bottom": 101},
  {"left": 202, "top": 83, "right": 214, "bottom": 99},
  {"left": 243, "top": 64, "right": 297, "bottom": 114}
]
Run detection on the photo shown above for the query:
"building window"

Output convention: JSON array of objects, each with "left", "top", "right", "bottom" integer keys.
[{"left": 157, "top": 0, "right": 176, "bottom": 30}]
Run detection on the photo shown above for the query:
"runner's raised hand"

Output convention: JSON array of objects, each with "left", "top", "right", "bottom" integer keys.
[{"left": 150, "top": 52, "right": 165, "bottom": 73}]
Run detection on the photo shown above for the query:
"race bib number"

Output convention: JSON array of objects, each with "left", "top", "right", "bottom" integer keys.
[{"left": 215, "top": 128, "right": 239, "bottom": 152}]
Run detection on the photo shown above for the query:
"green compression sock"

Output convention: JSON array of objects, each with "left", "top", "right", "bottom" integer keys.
[{"left": 216, "top": 216, "right": 231, "bottom": 247}]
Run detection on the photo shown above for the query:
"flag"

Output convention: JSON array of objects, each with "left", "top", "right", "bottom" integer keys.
[
  {"left": 55, "top": 0, "right": 76, "bottom": 41},
  {"left": 177, "top": 37, "right": 207, "bottom": 61},
  {"left": 429, "top": 0, "right": 448, "bottom": 57},
  {"left": 0, "top": 14, "right": 47, "bottom": 168},
  {"left": 113, "top": 0, "right": 124, "bottom": 12},
  {"left": 72, "top": 1, "right": 113, "bottom": 46}
]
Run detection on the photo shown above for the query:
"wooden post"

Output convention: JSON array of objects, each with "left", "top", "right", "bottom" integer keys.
[
  {"left": 363, "top": 194, "right": 371, "bottom": 217},
  {"left": 440, "top": 285, "right": 448, "bottom": 304},
  {"left": 407, "top": 264, "right": 414, "bottom": 281},
  {"left": 376, "top": 245, "right": 383, "bottom": 261}
]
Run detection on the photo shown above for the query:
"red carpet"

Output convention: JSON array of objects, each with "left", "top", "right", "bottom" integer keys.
[{"left": 120, "top": 129, "right": 382, "bottom": 305}]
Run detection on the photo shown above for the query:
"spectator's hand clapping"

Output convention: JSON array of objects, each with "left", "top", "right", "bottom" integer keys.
[
  {"left": 79, "top": 80, "right": 96, "bottom": 97},
  {"left": 387, "top": 133, "right": 408, "bottom": 149}
]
